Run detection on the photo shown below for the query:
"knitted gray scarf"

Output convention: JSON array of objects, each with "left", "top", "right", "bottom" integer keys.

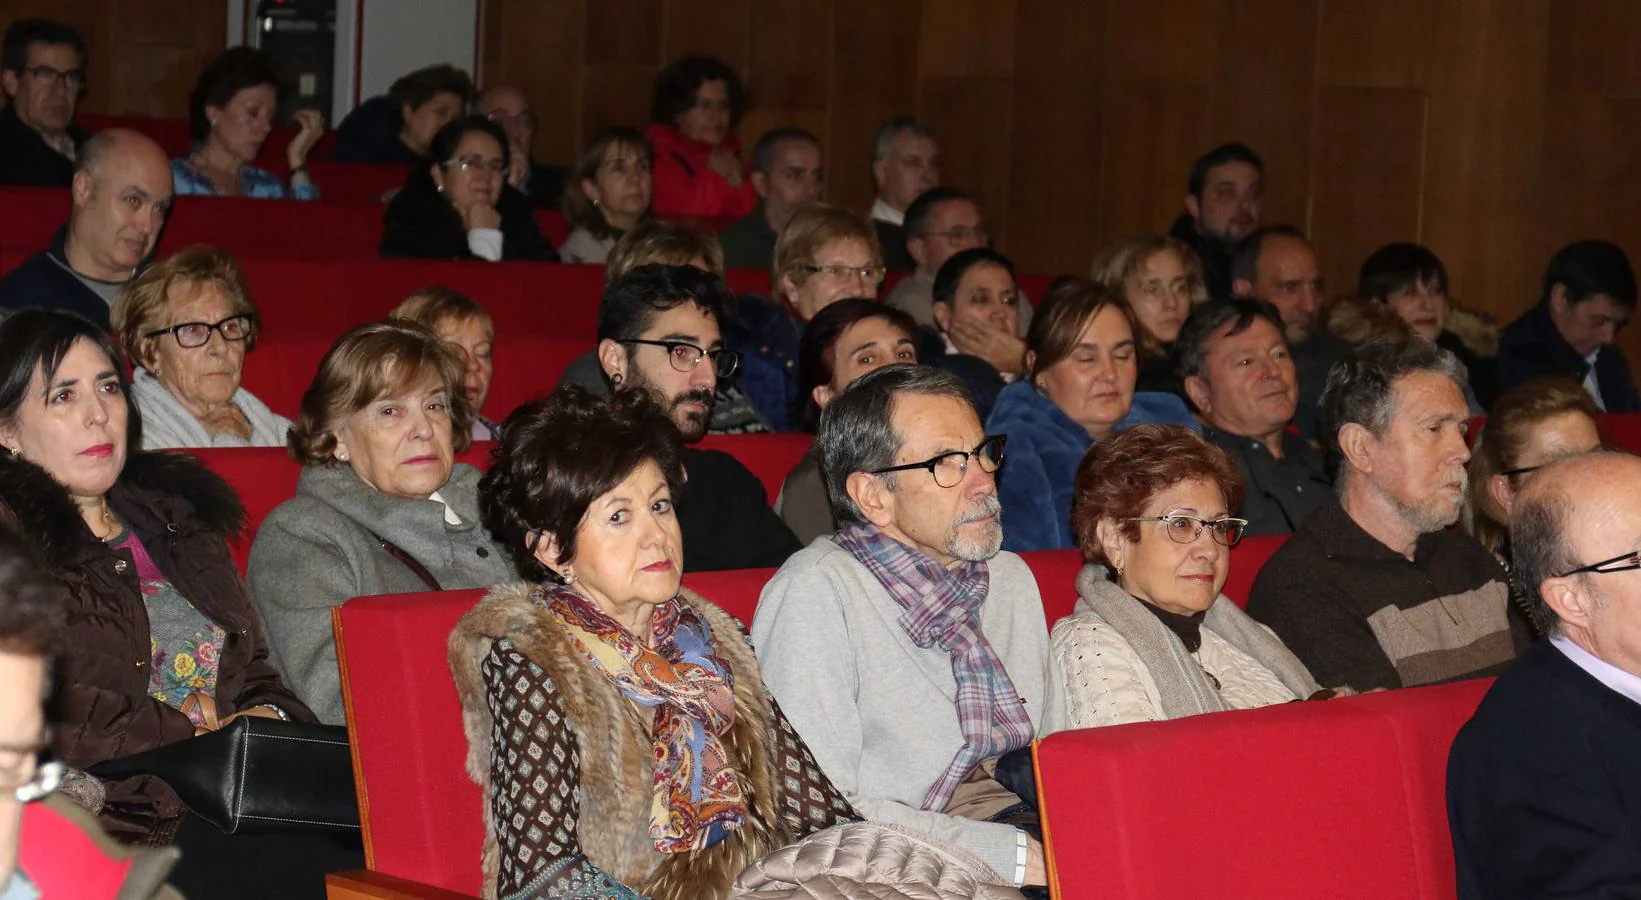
[{"left": 1073, "top": 563, "right": 1320, "bottom": 719}]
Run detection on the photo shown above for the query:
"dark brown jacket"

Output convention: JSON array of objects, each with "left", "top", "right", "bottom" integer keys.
[{"left": 0, "top": 450, "right": 313, "bottom": 844}]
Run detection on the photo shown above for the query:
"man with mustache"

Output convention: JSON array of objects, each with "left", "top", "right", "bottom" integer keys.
[
  {"left": 1177, "top": 297, "right": 1330, "bottom": 536},
  {"left": 594, "top": 263, "right": 801, "bottom": 572},
  {"left": 1247, "top": 339, "right": 1524, "bottom": 693},
  {"left": 1168, "top": 142, "right": 1264, "bottom": 300},
  {"left": 0, "top": 128, "right": 172, "bottom": 329},
  {"left": 1231, "top": 225, "right": 1350, "bottom": 439},
  {"left": 754, "top": 365, "right": 1060, "bottom": 893},
  {"left": 0, "top": 19, "right": 89, "bottom": 188}
]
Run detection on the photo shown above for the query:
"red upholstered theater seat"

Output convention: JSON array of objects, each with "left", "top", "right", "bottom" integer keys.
[
  {"left": 1034, "top": 677, "right": 1491, "bottom": 900},
  {"left": 1600, "top": 412, "right": 1641, "bottom": 454},
  {"left": 694, "top": 432, "right": 812, "bottom": 502},
  {"left": 681, "top": 567, "right": 778, "bottom": 627},
  {"left": 1021, "top": 549, "right": 1083, "bottom": 626},
  {"left": 333, "top": 588, "right": 488, "bottom": 896},
  {"left": 18, "top": 799, "right": 143, "bottom": 898},
  {"left": 1221, "top": 533, "right": 1286, "bottom": 607},
  {"left": 189, "top": 442, "right": 496, "bottom": 576}
]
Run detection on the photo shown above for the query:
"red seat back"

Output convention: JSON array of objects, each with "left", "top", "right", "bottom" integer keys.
[
  {"left": 1222, "top": 533, "right": 1287, "bottom": 607},
  {"left": 189, "top": 443, "right": 496, "bottom": 576},
  {"left": 680, "top": 567, "right": 777, "bottom": 628},
  {"left": 18, "top": 800, "right": 139, "bottom": 897},
  {"left": 1021, "top": 549, "right": 1084, "bottom": 626},
  {"left": 1035, "top": 678, "right": 1492, "bottom": 900},
  {"left": 1600, "top": 412, "right": 1641, "bottom": 454},
  {"left": 335, "top": 588, "right": 487, "bottom": 894},
  {"left": 693, "top": 433, "right": 812, "bottom": 502}
]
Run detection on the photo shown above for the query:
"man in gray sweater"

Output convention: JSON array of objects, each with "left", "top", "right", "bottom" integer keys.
[{"left": 752, "top": 365, "right": 1061, "bottom": 891}]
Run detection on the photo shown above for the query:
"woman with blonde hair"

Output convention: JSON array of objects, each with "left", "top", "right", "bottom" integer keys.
[
  {"left": 391, "top": 286, "right": 501, "bottom": 440},
  {"left": 1090, "top": 234, "right": 1208, "bottom": 394},
  {"left": 113, "top": 245, "right": 291, "bottom": 449}
]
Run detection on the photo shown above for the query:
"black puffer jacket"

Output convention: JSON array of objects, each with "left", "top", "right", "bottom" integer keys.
[{"left": 0, "top": 451, "right": 312, "bottom": 844}]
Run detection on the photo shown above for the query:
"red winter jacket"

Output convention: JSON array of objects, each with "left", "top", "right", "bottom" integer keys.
[{"left": 646, "top": 122, "right": 757, "bottom": 220}]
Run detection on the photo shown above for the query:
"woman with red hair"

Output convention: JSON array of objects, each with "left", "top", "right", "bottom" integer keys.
[{"left": 1049, "top": 424, "right": 1340, "bottom": 729}]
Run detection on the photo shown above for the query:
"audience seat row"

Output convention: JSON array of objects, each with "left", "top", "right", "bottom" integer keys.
[
  {"left": 187, "top": 432, "right": 814, "bottom": 574},
  {"left": 0, "top": 187, "right": 573, "bottom": 261},
  {"left": 328, "top": 534, "right": 1445, "bottom": 900}
]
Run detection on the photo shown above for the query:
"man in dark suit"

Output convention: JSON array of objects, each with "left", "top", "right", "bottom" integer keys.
[
  {"left": 1448, "top": 450, "right": 1641, "bottom": 898},
  {"left": 0, "top": 19, "right": 90, "bottom": 187}
]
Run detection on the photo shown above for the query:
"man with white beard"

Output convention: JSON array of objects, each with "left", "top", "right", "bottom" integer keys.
[
  {"left": 1248, "top": 339, "right": 1526, "bottom": 692},
  {"left": 753, "top": 364, "right": 1060, "bottom": 893}
]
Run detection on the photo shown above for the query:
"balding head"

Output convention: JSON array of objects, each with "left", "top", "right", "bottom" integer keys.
[
  {"left": 1513, "top": 451, "right": 1641, "bottom": 643},
  {"left": 476, "top": 82, "right": 533, "bottom": 152},
  {"left": 66, "top": 128, "right": 171, "bottom": 282}
]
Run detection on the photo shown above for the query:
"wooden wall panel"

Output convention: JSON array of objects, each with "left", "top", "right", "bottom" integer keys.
[
  {"left": 1308, "top": 88, "right": 1429, "bottom": 301},
  {"left": 13, "top": 0, "right": 1641, "bottom": 381}
]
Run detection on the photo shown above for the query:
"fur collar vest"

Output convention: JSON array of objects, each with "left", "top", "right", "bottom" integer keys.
[
  {"left": 0, "top": 450, "right": 243, "bottom": 574},
  {"left": 450, "top": 583, "right": 792, "bottom": 900}
]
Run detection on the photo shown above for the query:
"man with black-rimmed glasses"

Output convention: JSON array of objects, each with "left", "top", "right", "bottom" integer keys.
[
  {"left": 754, "top": 364, "right": 1060, "bottom": 894},
  {"left": 1449, "top": 450, "right": 1641, "bottom": 899},
  {"left": 592, "top": 263, "right": 800, "bottom": 571},
  {"left": 0, "top": 19, "right": 89, "bottom": 187}
]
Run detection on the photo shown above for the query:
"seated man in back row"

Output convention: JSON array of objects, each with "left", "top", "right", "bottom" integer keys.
[
  {"left": 593, "top": 263, "right": 801, "bottom": 571},
  {"left": 1248, "top": 338, "right": 1524, "bottom": 692},
  {"left": 1448, "top": 451, "right": 1641, "bottom": 898},
  {"left": 754, "top": 364, "right": 1059, "bottom": 892},
  {"left": 0, "top": 128, "right": 172, "bottom": 328}
]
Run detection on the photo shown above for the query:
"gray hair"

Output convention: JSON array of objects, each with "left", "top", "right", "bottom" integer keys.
[
  {"left": 1318, "top": 338, "right": 1470, "bottom": 483},
  {"left": 872, "top": 116, "right": 936, "bottom": 163},
  {"left": 818, "top": 364, "right": 972, "bottom": 525},
  {"left": 1509, "top": 482, "right": 1576, "bottom": 636}
]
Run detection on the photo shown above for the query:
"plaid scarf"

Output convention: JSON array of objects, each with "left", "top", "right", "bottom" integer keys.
[
  {"left": 543, "top": 586, "right": 747, "bottom": 853},
  {"left": 831, "top": 522, "right": 1035, "bottom": 811}
]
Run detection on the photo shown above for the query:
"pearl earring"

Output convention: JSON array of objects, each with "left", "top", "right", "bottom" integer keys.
[{"left": 338, "top": 452, "right": 349, "bottom": 462}]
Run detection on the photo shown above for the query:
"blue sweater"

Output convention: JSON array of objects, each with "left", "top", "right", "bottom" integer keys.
[{"left": 987, "top": 379, "right": 1198, "bottom": 552}]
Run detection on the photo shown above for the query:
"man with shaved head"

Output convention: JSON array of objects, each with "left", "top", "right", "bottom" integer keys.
[
  {"left": 1448, "top": 451, "right": 1641, "bottom": 898},
  {"left": 0, "top": 128, "right": 171, "bottom": 327},
  {"left": 475, "top": 82, "right": 564, "bottom": 208}
]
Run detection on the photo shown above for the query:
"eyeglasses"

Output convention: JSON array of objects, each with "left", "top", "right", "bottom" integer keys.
[
  {"left": 921, "top": 225, "right": 988, "bottom": 244},
  {"left": 0, "top": 734, "right": 59, "bottom": 803},
  {"left": 1123, "top": 514, "right": 1249, "bottom": 547},
  {"left": 619, "top": 339, "right": 740, "bottom": 378},
  {"left": 23, "top": 65, "right": 83, "bottom": 90},
  {"left": 869, "top": 435, "right": 1006, "bottom": 489},
  {"left": 801, "top": 264, "right": 886, "bottom": 284},
  {"left": 485, "top": 109, "right": 536, "bottom": 129},
  {"left": 1557, "top": 549, "right": 1641, "bottom": 579},
  {"left": 145, "top": 314, "right": 255, "bottom": 349},
  {"left": 445, "top": 156, "right": 505, "bottom": 175}
]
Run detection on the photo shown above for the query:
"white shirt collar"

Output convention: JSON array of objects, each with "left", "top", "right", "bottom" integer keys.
[
  {"left": 1550, "top": 634, "right": 1641, "bottom": 707},
  {"left": 428, "top": 489, "right": 463, "bottom": 526},
  {"left": 870, "top": 197, "right": 904, "bottom": 226}
]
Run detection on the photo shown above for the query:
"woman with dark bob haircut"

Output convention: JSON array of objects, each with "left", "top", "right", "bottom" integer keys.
[
  {"left": 1045, "top": 424, "right": 1339, "bottom": 731},
  {"left": 452, "top": 387, "right": 856, "bottom": 899},
  {"left": 172, "top": 46, "right": 325, "bottom": 199},
  {"left": 0, "top": 310, "right": 357, "bottom": 896},
  {"left": 646, "top": 55, "right": 756, "bottom": 219},
  {"left": 380, "top": 115, "right": 558, "bottom": 262},
  {"left": 776, "top": 299, "right": 919, "bottom": 544},
  {"left": 248, "top": 320, "right": 511, "bottom": 725}
]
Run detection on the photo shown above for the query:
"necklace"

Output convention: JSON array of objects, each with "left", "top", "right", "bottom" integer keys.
[{"left": 90, "top": 504, "right": 119, "bottom": 543}]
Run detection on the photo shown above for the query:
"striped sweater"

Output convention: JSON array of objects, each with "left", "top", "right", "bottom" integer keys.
[{"left": 1246, "top": 497, "right": 1522, "bottom": 692}]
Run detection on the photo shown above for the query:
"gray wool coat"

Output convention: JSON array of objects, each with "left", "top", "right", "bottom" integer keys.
[{"left": 247, "top": 462, "right": 512, "bottom": 723}]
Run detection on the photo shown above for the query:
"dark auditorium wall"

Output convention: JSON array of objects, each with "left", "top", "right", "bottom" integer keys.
[
  {"left": 6, "top": 1, "right": 1641, "bottom": 366},
  {"left": 0, "top": 0, "right": 224, "bottom": 118},
  {"left": 483, "top": 0, "right": 1641, "bottom": 366}
]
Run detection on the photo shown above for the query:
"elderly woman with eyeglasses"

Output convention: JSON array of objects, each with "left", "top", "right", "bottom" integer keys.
[
  {"left": 1049, "top": 424, "right": 1335, "bottom": 730},
  {"left": 112, "top": 245, "right": 293, "bottom": 450},
  {"left": 380, "top": 115, "right": 557, "bottom": 262},
  {"left": 724, "top": 203, "right": 885, "bottom": 431}
]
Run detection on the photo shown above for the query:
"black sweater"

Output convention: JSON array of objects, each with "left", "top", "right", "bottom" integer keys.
[
  {"left": 379, "top": 178, "right": 558, "bottom": 262},
  {"left": 0, "top": 102, "right": 86, "bottom": 187}
]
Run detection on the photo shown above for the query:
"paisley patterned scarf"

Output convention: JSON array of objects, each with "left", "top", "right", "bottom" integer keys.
[{"left": 544, "top": 585, "right": 747, "bottom": 853}]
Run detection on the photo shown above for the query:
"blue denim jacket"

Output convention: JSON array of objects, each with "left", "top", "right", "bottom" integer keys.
[{"left": 170, "top": 157, "right": 321, "bottom": 200}]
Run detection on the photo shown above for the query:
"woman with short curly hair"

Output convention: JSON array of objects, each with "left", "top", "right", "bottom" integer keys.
[
  {"left": 247, "top": 320, "right": 511, "bottom": 724},
  {"left": 1048, "top": 424, "right": 1334, "bottom": 730},
  {"left": 452, "top": 387, "right": 855, "bottom": 898}
]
